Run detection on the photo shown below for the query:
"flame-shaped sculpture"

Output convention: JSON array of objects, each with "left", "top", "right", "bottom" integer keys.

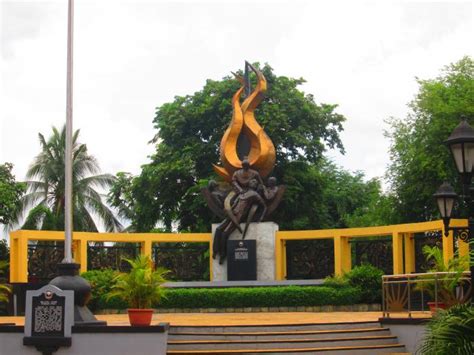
[{"left": 213, "top": 63, "right": 276, "bottom": 181}]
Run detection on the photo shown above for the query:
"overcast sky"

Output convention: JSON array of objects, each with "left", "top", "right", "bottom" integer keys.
[{"left": 1, "top": 0, "right": 473, "bottom": 187}]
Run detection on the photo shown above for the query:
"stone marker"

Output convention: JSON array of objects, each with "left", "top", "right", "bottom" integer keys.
[{"left": 24, "top": 284, "right": 74, "bottom": 354}]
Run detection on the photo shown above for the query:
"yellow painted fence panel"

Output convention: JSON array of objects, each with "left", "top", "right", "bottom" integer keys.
[{"left": 9, "top": 219, "right": 470, "bottom": 282}]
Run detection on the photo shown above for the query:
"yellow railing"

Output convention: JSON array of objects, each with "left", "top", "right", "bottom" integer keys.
[
  {"left": 9, "top": 219, "right": 471, "bottom": 283},
  {"left": 275, "top": 219, "right": 470, "bottom": 280},
  {"left": 9, "top": 230, "right": 212, "bottom": 283}
]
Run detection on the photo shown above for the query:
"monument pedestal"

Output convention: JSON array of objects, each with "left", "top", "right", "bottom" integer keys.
[{"left": 212, "top": 222, "right": 278, "bottom": 281}]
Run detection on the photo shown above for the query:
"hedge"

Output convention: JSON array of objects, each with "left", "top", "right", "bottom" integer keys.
[
  {"left": 82, "top": 272, "right": 362, "bottom": 311},
  {"left": 158, "top": 286, "right": 361, "bottom": 309},
  {"left": 82, "top": 267, "right": 381, "bottom": 311}
]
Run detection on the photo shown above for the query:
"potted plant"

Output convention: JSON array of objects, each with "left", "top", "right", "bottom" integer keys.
[
  {"left": 107, "top": 255, "right": 168, "bottom": 326},
  {"left": 415, "top": 246, "right": 469, "bottom": 313}
]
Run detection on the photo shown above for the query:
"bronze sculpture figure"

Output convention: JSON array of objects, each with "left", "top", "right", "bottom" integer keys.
[{"left": 202, "top": 63, "right": 285, "bottom": 263}]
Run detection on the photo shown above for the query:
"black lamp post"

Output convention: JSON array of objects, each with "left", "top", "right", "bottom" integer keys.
[
  {"left": 434, "top": 182, "right": 458, "bottom": 237},
  {"left": 434, "top": 118, "right": 474, "bottom": 303}
]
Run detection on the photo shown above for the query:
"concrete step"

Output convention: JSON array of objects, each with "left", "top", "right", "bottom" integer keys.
[
  {"left": 169, "top": 321, "right": 381, "bottom": 334},
  {"left": 167, "top": 335, "right": 399, "bottom": 350},
  {"left": 167, "top": 343, "right": 407, "bottom": 354},
  {"left": 168, "top": 327, "right": 391, "bottom": 341}
]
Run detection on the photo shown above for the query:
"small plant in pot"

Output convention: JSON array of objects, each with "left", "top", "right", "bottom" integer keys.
[
  {"left": 415, "top": 246, "right": 469, "bottom": 313},
  {"left": 107, "top": 255, "right": 168, "bottom": 326}
]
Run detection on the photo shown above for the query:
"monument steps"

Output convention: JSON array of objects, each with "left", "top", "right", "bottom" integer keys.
[
  {"left": 168, "top": 327, "right": 391, "bottom": 340},
  {"left": 166, "top": 321, "right": 407, "bottom": 354},
  {"left": 168, "top": 335, "right": 398, "bottom": 350},
  {"left": 167, "top": 344, "right": 406, "bottom": 354},
  {"left": 169, "top": 321, "right": 382, "bottom": 333}
]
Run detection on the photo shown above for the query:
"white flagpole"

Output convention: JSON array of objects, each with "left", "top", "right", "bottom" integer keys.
[{"left": 64, "top": 0, "right": 74, "bottom": 263}]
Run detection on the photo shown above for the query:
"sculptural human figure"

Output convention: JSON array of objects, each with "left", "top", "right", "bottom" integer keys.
[
  {"left": 208, "top": 180, "right": 225, "bottom": 209},
  {"left": 232, "top": 157, "right": 263, "bottom": 194},
  {"left": 262, "top": 177, "right": 278, "bottom": 201}
]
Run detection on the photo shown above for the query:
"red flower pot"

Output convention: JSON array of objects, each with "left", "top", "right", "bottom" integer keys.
[
  {"left": 427, "top": 301, "right": 446, "bottom": 314},
  {"left": 127, "top": 309, "right": 154, "bottom": 326}
]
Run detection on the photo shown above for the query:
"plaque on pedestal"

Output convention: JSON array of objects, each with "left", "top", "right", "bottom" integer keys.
[
  {"left": 23, "top": 284, "right": 73, "bottom": 353},
  {"left": 227, "top": 240, "right": 257, "bottom": 281}
]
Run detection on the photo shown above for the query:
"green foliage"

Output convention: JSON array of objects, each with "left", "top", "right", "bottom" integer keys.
[
  {"left": 0, "top": 163, "right": 25, "bottom": 225},
  {"left": 0, "top": 261, "right": 10, "bottom": 304},
  {"left": 159, "top": 286, "right": 361, "bottom": 309},
  {"left": 82, "top": 269, "right": 126, "bottom": 311},
  {"left": 0, "top": 239, "right": 9, "bottom": 262},
  {"left": 107, "top": 172, "right": 136, "bottom": 226},
  {"left": 387, "top": 56, "right": 474, "bottom": 222},
  {"left": 415, "top": 246, "right": 469, "bottom": 307},
  {"left": 324, "top": 265, "right": 384, "bottom": 304},
  {"left": 107, "top": 256, "right": 169, "bottom": 309},
  {"left": 344, "top": 192, "right": 400, "bottom": 228},
  {"left": 418, "top": 304, "right": 474, "bottom": 355},
  {"left": 322, "top": 275, "right": 348, "bottom": 289},
  {"left": 83, "top": 269, "right": 366, "bottom": 310},
  {"left": 92, "top": 285, "right": 361, "bottom": 310},
  {"left": 345, "top": 264, "right": 384, "bottom": 304},
  {"left": 315, "top": 165, "right": 395, "bottom": 229},
  {"left": 13, "top": 125, "right": 121, "bottom": 232}
]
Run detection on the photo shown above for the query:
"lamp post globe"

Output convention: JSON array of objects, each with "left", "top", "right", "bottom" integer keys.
[
  {"left": 433, "top": 182, "right": 457, "bottom": 236},
  {"left": 445, "top": 119, "right": 474, "bottom": 187}
]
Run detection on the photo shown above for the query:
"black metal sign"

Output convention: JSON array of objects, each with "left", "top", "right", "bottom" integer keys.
[
  {"left": 31, "top": 291, "right": 66, "bottom": 337},
  {"left": 227, "top": 240, "right": 257, "bottom": 281}
]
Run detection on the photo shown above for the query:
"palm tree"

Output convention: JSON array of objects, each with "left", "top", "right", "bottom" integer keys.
[{"left": 15, "top": 125, "right": 122, "bottom": 232}]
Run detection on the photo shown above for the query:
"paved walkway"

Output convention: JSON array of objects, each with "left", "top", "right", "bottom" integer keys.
[{"left": 1, "top": 311, "right": 431, "bottom": 326}]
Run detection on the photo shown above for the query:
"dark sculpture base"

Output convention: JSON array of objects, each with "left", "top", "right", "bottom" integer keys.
[{"left": 49, "top": 263, "right": 106, "bottom": 326}]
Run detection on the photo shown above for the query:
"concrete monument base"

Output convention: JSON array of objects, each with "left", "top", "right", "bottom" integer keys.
[{"left": 212, "top": 222, "right": 279, "bottom": 281}]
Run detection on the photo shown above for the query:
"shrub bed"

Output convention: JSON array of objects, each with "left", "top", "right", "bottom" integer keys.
[
  {"left": 159, "top": 286, "right": 361, "bottom": 309},
  {"left": 83, "top": 265, "right": 384, "bottom": 311},
  {"left": 82, "top": 270, "right": 363, "bottom": 311},
  {"left": 323, "top": 264, "right": 384, "bottom": 304}
]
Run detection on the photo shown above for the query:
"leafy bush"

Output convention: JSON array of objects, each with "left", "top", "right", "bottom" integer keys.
[
  {"left": 323, "top": 275, "right": 349, "bottom": 289},
  {"left": 82, "top": 269, "right": 127, "bottom": 311},
  {"left": 345, "top": 264, "right": 384, "bottom": 303},
  {"left": 323, "top": 265, "right": 384, "bottom": 303},
  {"left": 418, "top": 304, "right": 474, "bottom": 355}
]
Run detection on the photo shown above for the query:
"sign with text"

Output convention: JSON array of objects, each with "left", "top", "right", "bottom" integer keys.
[
  {"left": 227, "top": 240, "right": 257, "bottom": 281},
  {"left": 24, "top": 285, "right": 73, "bottom": 339}
]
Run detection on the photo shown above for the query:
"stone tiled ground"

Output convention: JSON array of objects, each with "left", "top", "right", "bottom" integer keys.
[{"left": 1, "top": 311, "right": 431, "bottom": 326}]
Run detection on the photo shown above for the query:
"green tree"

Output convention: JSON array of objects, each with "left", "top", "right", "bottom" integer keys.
[
  {"left": 386, "top": 56, "right": 474, "bottom": 222},
  {"left": 15, "top": 126, "right": 122, "bottom": 232},
  {"left": 110, "top": 63, "right": 349, "bottom": 231},
  {"left": 0, "top": 163, "right": 25, "bottom": 225}
]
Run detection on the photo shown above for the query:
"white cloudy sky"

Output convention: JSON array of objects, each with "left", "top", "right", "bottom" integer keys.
[{"left": 1, "top": 0, "right": 473, "bottom": 186}]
